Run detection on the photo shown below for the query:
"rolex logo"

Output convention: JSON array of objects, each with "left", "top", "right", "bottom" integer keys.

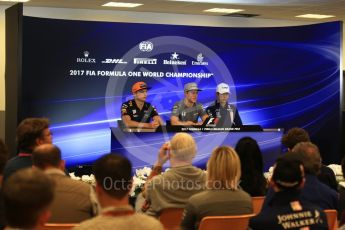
[{"left": 77, "top": 51, "right": 96, "bottom": 63}]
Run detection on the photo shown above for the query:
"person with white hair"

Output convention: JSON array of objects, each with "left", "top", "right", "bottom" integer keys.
[{"left": 142, "top": 133, "right": 206, "bottom": 217}]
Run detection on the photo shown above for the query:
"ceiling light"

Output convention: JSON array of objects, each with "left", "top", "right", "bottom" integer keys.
[
  {"left": 295, "top": 14, "right": 335, "bottom": 19},
  {"left": 204, "top": 8, "right": 244, "bottom": 14},
  {"left": 102, "top": 2, "right": 143, "bottom": 8},
  {"left": 168, "top": 0, "right": 309, "bottom": 5},
  {"left": 0, "top": 0, "right": 30, "bottom": 2},
  {"left": 169, "top": 0, "right": 239, "bottom": 2}
]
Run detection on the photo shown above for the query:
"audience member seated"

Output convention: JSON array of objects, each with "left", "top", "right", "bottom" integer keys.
[
  {"left": 235, "top": 137, "right": 267, "bottom": 196},
  {"left": 318, "top": 162, "right": 338, "bottom": 191},
  {"left": 180, "top": 146, "right": 252, "bottom": 230},
  {"left": 74, "top": 154, "right": 163, "bottom": 230},
  {"left": 263, "top": 142, "right": 338, "bottom": 210},
  {"left": 338, "top": 157, "right": 345, "bottom": 225},
  {"left": 0, "top": 139, "right": 8, "bottom": 185},
  {"left": 3, "top": 168, "right": 55, "bottom": 230},
  {"left": 0, "top": 139, "right": 8, "bottom": 230},
  {"left": 250, "top": 154, "right": 328, "bottom": 230},
  {"left": 32, "top": 144, "right": 98, "bottom": 223},
  {"left": 142, "top": 133, "right": 206, "bottom": 217},
  {"left": 3, "top": 117, "right": 52, "bottom": 181},
  {"left": 282, "top": 127, "right": 337, "bottom": 191},
  {"left": 281, "top": 127, "right": 310, "bottom": 151}
]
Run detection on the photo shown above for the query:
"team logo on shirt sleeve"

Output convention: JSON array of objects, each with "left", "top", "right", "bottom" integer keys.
[
  {"left": 172, "top": 105, "right": 179, "bottom": 114},
  {"left": 151, "top": 105, "right": 157, "bottom": 112}
]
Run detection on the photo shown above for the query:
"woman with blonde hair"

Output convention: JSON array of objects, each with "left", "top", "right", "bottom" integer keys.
[{"left": 180, "top": 146, "right": 253, "bottom": 230}]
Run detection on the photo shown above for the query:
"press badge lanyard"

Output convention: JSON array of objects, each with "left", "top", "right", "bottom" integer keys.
[{"left": 18, "top": 153, "right": 32, "bottom": 157}]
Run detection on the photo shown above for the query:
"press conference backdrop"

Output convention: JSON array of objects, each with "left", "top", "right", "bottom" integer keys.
[{"left": 21, "top": 17, "right": 342, "bottom": 168}]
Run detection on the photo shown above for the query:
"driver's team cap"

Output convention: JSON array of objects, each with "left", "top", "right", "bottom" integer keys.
[
  {"left": 132, "top": 82, "right": 151, "bottom": 93},
  {"left": 184, "top": 82, "right": 202, "bottom": 92},
  {"left": 216, "top": 83, "right": 230, "bottom": 94}
]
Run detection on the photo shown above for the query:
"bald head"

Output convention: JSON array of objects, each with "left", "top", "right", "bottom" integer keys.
[
  {"left": 32, "top": 144, "right": 62, "bottom": 169},
  {"left": 170, "top": 133, "right": 196, "bottom": 162}
]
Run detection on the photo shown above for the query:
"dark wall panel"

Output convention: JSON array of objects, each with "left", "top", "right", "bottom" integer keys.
[{"left": 5, "top": 3, "right": 22, "bottom": 156}]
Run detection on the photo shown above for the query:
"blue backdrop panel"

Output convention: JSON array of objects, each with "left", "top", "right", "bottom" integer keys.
[{"left": 21, "top": 17, "right": 342, "bottom": 167}]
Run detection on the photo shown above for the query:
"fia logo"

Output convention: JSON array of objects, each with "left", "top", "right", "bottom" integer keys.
[{"left": 139, "top": 41, "right": 153, "bottom": 52}]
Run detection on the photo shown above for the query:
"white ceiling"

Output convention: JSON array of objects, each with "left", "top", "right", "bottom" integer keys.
[{"left": 0, "top": 0, "right": 344, "bottom": 22}]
